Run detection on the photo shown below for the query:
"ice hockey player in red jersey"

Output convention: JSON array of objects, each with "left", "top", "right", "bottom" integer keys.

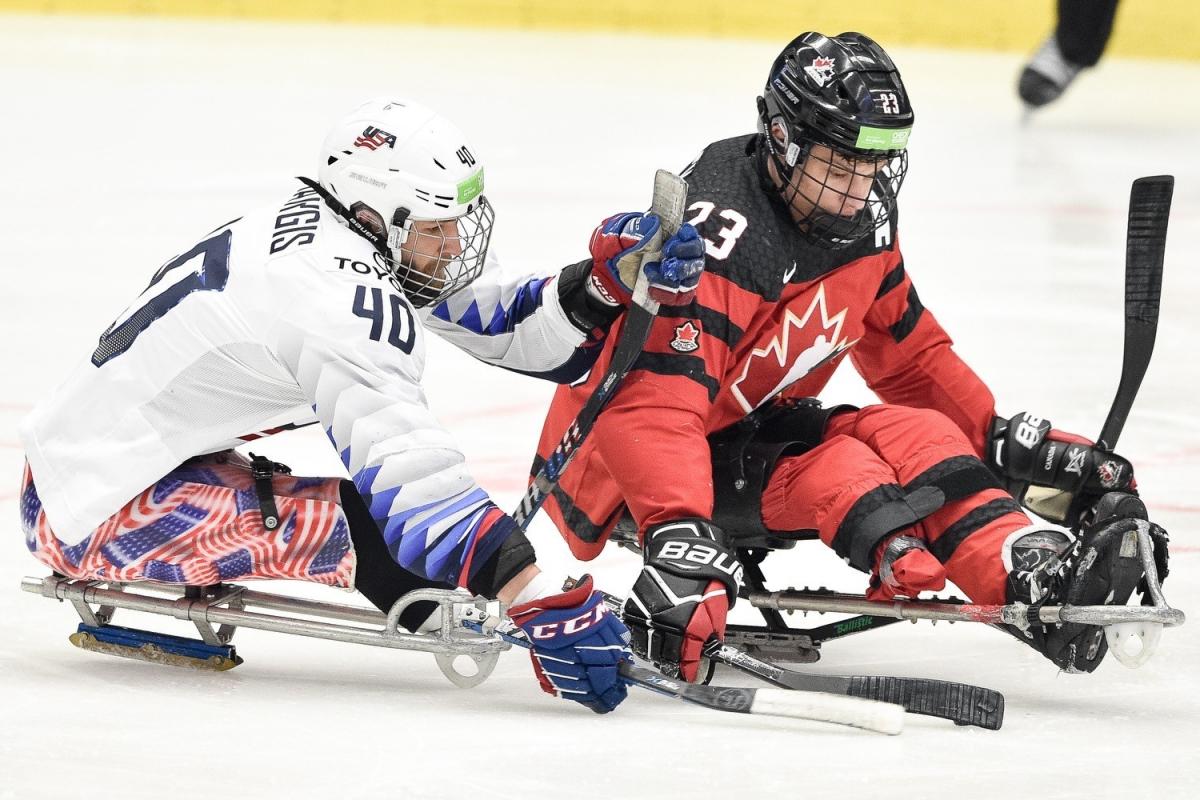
[
  {"left": 20, "top": 97, "right": 704, "bottom": 713},
  {"left": 536, "top": 32, "right": 1162, "bottom": 682}
]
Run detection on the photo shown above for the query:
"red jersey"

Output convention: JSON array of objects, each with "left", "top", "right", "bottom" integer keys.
[{"left": 536, "top": 135, "right": 997, "bottom": 559}]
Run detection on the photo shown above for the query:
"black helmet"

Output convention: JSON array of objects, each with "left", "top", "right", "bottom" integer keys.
[{"left": 757, "top": 32, "right": 913, "bottom": 248}]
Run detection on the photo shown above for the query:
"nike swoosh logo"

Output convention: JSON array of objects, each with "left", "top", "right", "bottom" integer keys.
[{"left": 783, "top": 262, "right": 797, "bottom": 283}]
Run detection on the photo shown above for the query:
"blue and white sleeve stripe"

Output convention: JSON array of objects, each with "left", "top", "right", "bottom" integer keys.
[{"left": 422, "top": 251, "right": 597, "bottom": 379}]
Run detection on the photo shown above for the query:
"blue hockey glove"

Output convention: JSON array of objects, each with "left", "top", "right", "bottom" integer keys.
[
  {"left": 509, "top": 575, "right": 632, "bottom": 714},
  {"left": 646, "top": 223, "right": 704, "bottom": 305},
  {"left": 587, "top": 212, "right": 705, "bottom": 308}
]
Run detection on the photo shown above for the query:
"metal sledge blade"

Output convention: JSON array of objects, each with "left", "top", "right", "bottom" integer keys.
[
  {"left": 70, "top": 623, "right": 243, "bottom": 671},
  {"left": 1105, "top": 519, "right": 1174, "bottom": 668}
]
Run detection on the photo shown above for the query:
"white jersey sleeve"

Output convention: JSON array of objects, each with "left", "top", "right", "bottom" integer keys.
[{"left": 422, "top": 249, "right": 604, "bottom": 381}]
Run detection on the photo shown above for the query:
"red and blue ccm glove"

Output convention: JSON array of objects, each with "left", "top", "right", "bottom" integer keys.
[
  {"left": 622, "top": 519, "right": 741, "bottom": 682},
  {"left": 509, "top": 575, "right": 632, "bottom": 714},
  {"left": 587, "top": 212, "right": 705, "bottom": 308}
]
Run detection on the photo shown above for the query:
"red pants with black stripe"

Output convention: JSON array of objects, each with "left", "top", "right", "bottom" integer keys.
[{"left": 760, "top": 404, "right": 1029, "bottom": 604}]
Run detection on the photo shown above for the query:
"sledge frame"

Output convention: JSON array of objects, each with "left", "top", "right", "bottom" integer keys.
[{"left": 21, "top": 575, "right": 511, "bottom": 687}]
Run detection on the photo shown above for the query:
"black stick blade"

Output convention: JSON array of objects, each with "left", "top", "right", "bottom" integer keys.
[
  {"left": 1097, "top": 176, "right": 1173, "bottom": 451},
  {"left": 846, "top": 676, "right": 1005, "bottom": 730},
  {"left": 1124, "top": 176, "right": 1172, "bottom": 328}
]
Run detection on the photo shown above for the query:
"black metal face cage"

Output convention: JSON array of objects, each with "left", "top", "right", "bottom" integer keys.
[
  {"left": 764, "top": 115, "right": 908, "bottom": 249},
  {"left": 386, "top": 196, "right": 495, "bottom": 308}
]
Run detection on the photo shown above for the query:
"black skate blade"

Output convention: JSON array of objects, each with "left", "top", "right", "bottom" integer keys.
[{"left": 69, "top": 624, "right": 243, "bottom": 671}]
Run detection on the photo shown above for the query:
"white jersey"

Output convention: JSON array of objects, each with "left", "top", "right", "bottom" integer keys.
[{"left": 20, "top": 183, "right": 593, "bottom": 584}]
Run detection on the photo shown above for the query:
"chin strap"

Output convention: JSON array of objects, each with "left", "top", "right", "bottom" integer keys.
[{"left": 296, "top": 176, "right": 392, "bottom": 257}]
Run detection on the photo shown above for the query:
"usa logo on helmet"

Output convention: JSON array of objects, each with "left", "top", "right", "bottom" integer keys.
[{"left": 354, "top": 126, "right": 398, "bottom": 151}]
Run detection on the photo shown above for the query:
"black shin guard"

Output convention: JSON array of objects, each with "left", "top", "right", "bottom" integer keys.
[
  {"left": 464, "top": 529, "right": 536, "bottom": 599},
  {"left": 342, "top": 481, "right": 537, "bottom": 630},
  {"left": 341, "top": 481, "right": 453, "bottom": 632}
]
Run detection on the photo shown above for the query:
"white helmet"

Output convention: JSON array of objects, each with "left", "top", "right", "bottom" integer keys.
[{"left": 316, "top": 97, "right": 494, "bottom": 307}]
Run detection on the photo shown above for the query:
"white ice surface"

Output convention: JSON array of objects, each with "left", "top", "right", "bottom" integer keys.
[{"left": 1, "top": 15, "right": 1199, "bottom": 800}]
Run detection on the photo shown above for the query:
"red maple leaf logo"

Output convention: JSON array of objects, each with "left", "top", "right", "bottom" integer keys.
[{"left": 670, "top": 321, "right": 700, "bottom": 352}]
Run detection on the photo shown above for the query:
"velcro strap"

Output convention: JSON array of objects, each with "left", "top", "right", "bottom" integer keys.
[
  {"left": 907, "top": 456, "right": 1003, "bottom": 502},
  {"left": 835, "top": 485, "right": 942, "bottom": 573},
  {"left": 834, "top": 458, "right": 1004, "bottom": 572},
  {"left": 929, "top": 497, "right": 1023, "bottom": 563}
]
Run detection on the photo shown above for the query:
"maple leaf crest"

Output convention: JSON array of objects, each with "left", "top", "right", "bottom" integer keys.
[
  {"left": 730, "top": 283, "right": 859, "bottom": 413},
  {"left": 670, "top": 321, "right": 701, "bottom": 353}
]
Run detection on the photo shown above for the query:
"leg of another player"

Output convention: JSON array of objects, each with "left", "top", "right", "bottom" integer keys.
[
  {"left": 1018, "top": 0, "right": 1119, "bottom": 108},
  {"left": 1056, "top": 0, "right": 1120, "bottom": 67}
]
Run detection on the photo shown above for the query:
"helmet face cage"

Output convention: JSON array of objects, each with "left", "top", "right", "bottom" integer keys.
[
  {"left": 386, "top": 197, "right": 495, "bottom": 308},
  {"left": 348, "top": 196, "right": 495, "bottom": 308},
  {"left": 767, "top": 115, "right": 907, "bottom": 248}
]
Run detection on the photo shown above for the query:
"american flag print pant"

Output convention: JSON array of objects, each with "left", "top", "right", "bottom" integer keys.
[{"left": 21, "top": 452, "right": 356, "bottom": 588}]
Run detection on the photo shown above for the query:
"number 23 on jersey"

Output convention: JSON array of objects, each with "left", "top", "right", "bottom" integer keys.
[{"left": 686, "top": 202, "right": 748, "bottom": 261}]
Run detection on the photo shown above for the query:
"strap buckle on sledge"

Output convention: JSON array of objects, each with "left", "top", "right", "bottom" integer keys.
[{"left": 248, "top": 452, "right": 290, "bottom": 531}]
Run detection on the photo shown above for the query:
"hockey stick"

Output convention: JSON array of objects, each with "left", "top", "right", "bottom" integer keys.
[
  {"left": 1096, "top": 175, "right": 1172, "bottom": 452},
  {"left": 705, "top": 641, "right": 1003, "bottom": 729},
  {"left": 458, "top": 605, "right": 905, "bottom": 735},
  {"left": 1024, "top": 176, "right": 1171, "bottom": 527},
  {"left": 512, "top": 170, "right": 688, "bottom": 528},
  {"left": 574, "top": 580, "right": 1003, "bottom": 729}
]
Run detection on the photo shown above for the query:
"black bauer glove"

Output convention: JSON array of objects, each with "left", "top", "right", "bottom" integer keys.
[
  {"left": 988, "top": 412, "right": 1136, "bottom": 526},
  {"left": 622, "top": 519, "right": 742, "bottom": 682}
]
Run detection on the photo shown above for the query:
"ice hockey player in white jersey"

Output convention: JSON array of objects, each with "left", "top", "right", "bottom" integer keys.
[{"left": 18, "top": 97, "right": 705, "bottom": 714}]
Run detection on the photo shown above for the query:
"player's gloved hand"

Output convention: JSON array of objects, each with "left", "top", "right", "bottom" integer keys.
[
  {"left": 867, "top": 534, "right": 947, "bottom": 601},
  {"left": 988, "top": 412, "right": 1136, "bottom": 525},
  {"left": 623, "top": 519, "right": 741, "bottom": 682},
  {"left": 509, "top": 575, "right": 632, "bottom": 714},
  {"left": 587, "top": 212, "right": 705, "bottom": 308}
]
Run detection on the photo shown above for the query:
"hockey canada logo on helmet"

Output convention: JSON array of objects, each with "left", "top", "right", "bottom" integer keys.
[
  {"left": 803, "top": 56, "right": 836, "bottom": 87},
  {"left": 757, "top": 32, "right": 913, "bottom": 249},
  {"left": 314, "top": 97, "right": 494, "bottom": 307}
]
